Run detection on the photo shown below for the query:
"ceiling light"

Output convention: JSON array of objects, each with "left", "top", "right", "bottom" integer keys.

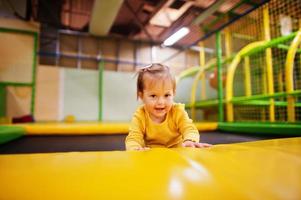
[
  {"left": 190, "top": 46, "right": 215, "bottom": 54},
  {"left": 163, "top": 27, "right": 190, "bottom": 46}
]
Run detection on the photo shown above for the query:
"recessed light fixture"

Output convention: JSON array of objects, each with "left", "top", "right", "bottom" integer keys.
[{"left": 163, "top": 27, "right": 190, "bottom": 46}]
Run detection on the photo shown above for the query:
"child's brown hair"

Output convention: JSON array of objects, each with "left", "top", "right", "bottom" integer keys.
[{"left": 136, "top": 63, "right": 176, "bottom": 99}]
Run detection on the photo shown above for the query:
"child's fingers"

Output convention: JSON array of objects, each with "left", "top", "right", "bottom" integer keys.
[
  {"left": 134, "top": 147, "right": 150, "bottom": 151},
  {"left": 194, "top": 142, "right": 212, "bottom": 148},
  {"left": 202, "top": 143, "right": 212, "bottom": 147},
  {"left": 182, "top": 141, "right": 195, "bottom": 147}
]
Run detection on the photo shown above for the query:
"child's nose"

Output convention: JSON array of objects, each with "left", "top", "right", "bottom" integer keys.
[{"left": 157, "top": 97, "right": 164, "bottom": 104}]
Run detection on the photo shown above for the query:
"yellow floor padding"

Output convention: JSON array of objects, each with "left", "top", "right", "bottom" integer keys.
[
  {"left": 0, "top": 137, "right": 300, "bottom": 199},
  {"left": 20, "top": 122, "right": 130, "bottom": 134},
  {"left": 12, "top": 122, "right": 217, "bottom": 135},
  {"left": 194, "top": 122, "right": 218, "bottom": 131}
]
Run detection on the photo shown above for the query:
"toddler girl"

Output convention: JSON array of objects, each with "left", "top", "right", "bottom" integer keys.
[{"left": 125, "top": 63, "right": 211, "bottom": 150}]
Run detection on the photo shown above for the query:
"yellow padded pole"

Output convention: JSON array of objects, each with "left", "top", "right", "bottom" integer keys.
[
  {"left": 263, "top": 6, "right": 275, "bottom": 122},
  {"left": 244, "top": 57, "right": 251, "bottom": 96},
  {"left": 226, "top": 41, "right": 266, "bottom": 122},
  {"left": 285, "top": 29, "right": 301, "bottom": 122},
  {"left": 278, "top": 71, "right": 284, "bottom": 121},
  {"left": 278, "top": 72, "right": 284, "bottom": 93},
  {"left": 299, "top": 18, "right": 301, "bottom": 80},
  {"left": 199, "top": 42, "right": 207, "bottom": 101},
  {"left": 224, "top": 27, "right": 232, "bottom": 58},
  {"left": 190, "top": 58, "right": 218, "bottom": 121},
  {"left": 190, "top": 69, "right": 203, "bottom": 121},
  {"left": 224, "top": 27, "right": 233, "bottom": 121},
  {"left": 226, "top": 56, "right": 240, "bottom": 122},
  {"left": 189, "top": 42, "right": 207, "bottom": 121}
]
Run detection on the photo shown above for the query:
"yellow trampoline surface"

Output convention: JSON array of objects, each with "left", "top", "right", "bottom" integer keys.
[{"left": 0, "top": 137, "right": 300, "bottom": 200}]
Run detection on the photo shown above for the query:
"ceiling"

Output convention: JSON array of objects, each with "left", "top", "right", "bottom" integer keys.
[{"left": 1, "top": 0, "right": 269, "bottom": 47}]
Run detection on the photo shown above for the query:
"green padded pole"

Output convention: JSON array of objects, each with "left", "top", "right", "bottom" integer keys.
[
  {"left": 31, "top": 32, "right": 38, "bottom": 115},
  {"left": 243, "top": 32, "right": 297, "bottom": 57},
  {"left": 216, "top": 31, "right": 224, "bottom": 122},
  {"left": 98, "top": 61, "right": 104, "bottom": 121},
  {"left": 0, "top": 85, "right": 6, "bottom": 117}
]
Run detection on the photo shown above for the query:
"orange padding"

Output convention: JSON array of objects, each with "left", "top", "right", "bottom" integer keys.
[{"left": 13, "top": 122, "right": 217, "bottom": 135}]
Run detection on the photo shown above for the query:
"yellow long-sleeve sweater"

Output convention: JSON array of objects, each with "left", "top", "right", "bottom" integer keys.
[{"left": 125, "top": 103, "right": 199, "bottom": 150}]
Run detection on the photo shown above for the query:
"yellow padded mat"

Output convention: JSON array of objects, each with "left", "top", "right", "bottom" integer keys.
[
  {"left": 0, "top": 137, "right": 300, "bottom": 199},
  {"left": 13, "top": 122, "right": 217, "bottom": 135}
]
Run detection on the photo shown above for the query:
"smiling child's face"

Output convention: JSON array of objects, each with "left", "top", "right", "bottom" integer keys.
[{"left": 139, "top": 74, "right": 174, "bottom": 123}]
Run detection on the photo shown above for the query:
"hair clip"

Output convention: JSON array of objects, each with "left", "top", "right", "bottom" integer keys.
[
  {"left": 139, "top": 64, "right": 153, "bottom": 71},
  {"left": 138, "top": 63, "right": 169, "bottom": 72}
]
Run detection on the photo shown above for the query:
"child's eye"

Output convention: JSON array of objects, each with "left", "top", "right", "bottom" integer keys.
[
  {"left": 150, "top": 95, "right": 156, "bottom": 98},
  {"left": 165, "top": 94, "right": 171, "bottom": 97}
]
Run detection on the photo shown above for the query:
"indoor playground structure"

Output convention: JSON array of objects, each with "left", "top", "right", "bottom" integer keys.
[
  {"left": 177, "top": 1, "right": 301, "bottom": 135},
  {"left": 0, "top": 0, "right": 301, "bottom": 199}
]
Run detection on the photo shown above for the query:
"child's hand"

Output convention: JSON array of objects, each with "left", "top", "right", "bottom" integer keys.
[
  {"left": 182, "top": 140, "right": 212, "bottom": 148},
  {"left": 133, "top": 147, "right": 150, "bottom": 151},
  {"left": 194, "top": 142, "right": 212, "bottom": 148}
]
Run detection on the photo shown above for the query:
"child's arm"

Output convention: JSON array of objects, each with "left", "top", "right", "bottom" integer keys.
[
  {"left": 125, "top": 123, "right": 145, "bottom": 150},
  {"left": 175, "top": 104, "right": 212, "bottom": 148},
  {"left": 125, "top": 109, "right": 147, "bottom": 150},
  {"left": 176, "top": 104, "right": 200, "bottom": 142}
]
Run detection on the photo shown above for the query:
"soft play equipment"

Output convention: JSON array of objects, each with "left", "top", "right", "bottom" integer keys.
[{"left": 0, "top": 137, "right": 300, "bottom": 200}]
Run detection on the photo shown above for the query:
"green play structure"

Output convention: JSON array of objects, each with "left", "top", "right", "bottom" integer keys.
[{"left": 178, "top": 2, "right": 301, "bottom": 135}]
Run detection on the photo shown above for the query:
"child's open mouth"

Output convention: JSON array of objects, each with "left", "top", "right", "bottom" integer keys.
[{"left": 155, "top": 108, "right": 165, "bottom": 112}]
